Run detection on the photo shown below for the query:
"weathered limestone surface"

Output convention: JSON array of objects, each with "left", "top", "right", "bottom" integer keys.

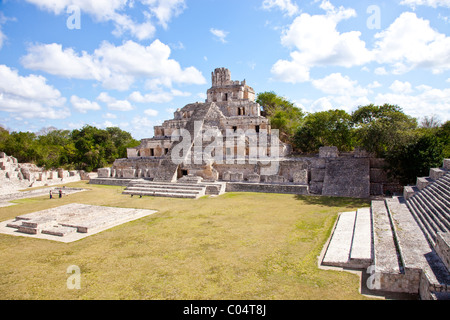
[
  {"left": 0, "top": 203, "right": 157, "bottom": 243},
  {"left": 435, "top": 233, "right": 450, "bottom": 272},
  {"left": 0, "top": 152, "right": 83, "bottom": 195},
  {"left": 322, "top": 211, "right": 356, "bottom": 267},
  {"left": 322, "top": 158, "right": 370, "bottom": 198},
  {"left": 319, "top": 146, "right": 338, "bottom": 158}
]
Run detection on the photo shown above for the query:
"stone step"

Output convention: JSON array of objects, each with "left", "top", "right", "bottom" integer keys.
[
  {"left": 430, "top": 184, "right": 450, "bottom": 205},
  {"left": 417, "top": 177, "right": 433, "bottom": 190},
  {"left": 413, "top": 194, "right": 449, "bottom": 234},
  {"left": 406, "top": 198, "right": 436, "bottom": 246},
  {"left": 129, "top": 181, "right": 204, "bottom": 188},
  {"left": 17, "top": 225, "right": 38, "bottom": 235},
  {"left": 130, "top": 181, "right": 224, "bottom": 192},
  {"left": 41, "top": 225, "right": 78, "bottom": 237},
  {"left": 430, "top": 168, "right": 447, "bottom": 181},
  {"left": 434, "top": 175, "right": 450, "bottom": 193},
  {"left": 371, "top": 200, "right": 402, "bottom": 275},
  {"left": 443, "top": 159, "right": 450, "bottom": 170},
  {"left": 408, "top": 196, "right": 440, "bottom": 239},
  {"left": 122, "top": 190, "right": 199, "bottom": 199},
  {"left": 126, "top": 186, "right": 203, "bottom": 195},
  {"left": 349, "top": 207, "right": 372, "bottom": 268},
  {"left": 421, "top": 187, "right": 450, "bottom": 219},
  {"left": 385, "top": 197, "right": 450, "bottom": 293},
  {"left": 404, "top": 185, "right": 419, "bottom": 200},
  {"left": 415, "top": 192, "right": 450, "bottom": 231},
  {"left": 322, "top": 211, "right": 356, "bottom": 267}
]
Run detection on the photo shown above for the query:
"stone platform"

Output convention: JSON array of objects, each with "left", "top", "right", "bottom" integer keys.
[
  {"left": 0, "top": 203, "right": 157, "bottom": 243},
  {"left": 320, "top": 159, "right": 450, "bottom": 300}
]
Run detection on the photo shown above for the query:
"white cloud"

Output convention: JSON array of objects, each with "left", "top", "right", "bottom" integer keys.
[
  {"left": 24, "top": 0, "right": 187, "bottom": 40},
  {"left": 103, "top": 112, "right": 117, "bottom": 119},
  {"left": 309, "top": 73, "right": 371, "bottom": 113},
  {"left": 400, "top": 0, "right": 450, "bottom": 8},
  {"left": 210, "top": 28, "right": 229, "bottom": 43},
  {"left": 368, "top": 81, "right": 382, "bottom": 89},
  {"left": 271, "top": 55, "right": 310, "bottom": 83},
  {"left": 129, "top": 89, "right": 191, "bottom": 104},
  {"left": 389, "top": 80, "right": 413, "bottom": 94},
  {"left": 262, "top": 0, "right": 299, "bottom": 16},
  {"left": 102, "top": 120, "right": 115, "bottom": 128},
  {"left": 142, "top": 0, "right": 186, "bottom": 29},
  {"left": 21, "top": 43, "right": 108, "bottom": 80},
  {"left": 129, "top": 116, "right": 161, "bottom": 139},
  {"left": 129, "top": 91, "right": 172, "bottom": 104},
  {"left": 97, "top": 92, "right": 134, "bottom": 111},
  {"left": 374, "top": 67, "right": 388, "bottom": 75},
  {"left": 271, "top": 2, "right": 372, "bottom": 83},
  {"left": 21, "top": 39, "right": 206, "bottom": 91},
  {"left": 374, "top": 85, "right": 450, "bottom": 121},
  {"left": 373, "top": 12, "right": 450, "bottom": 74},
  {"left": 312, "top": 73, "right": 368, "bottom": 97},
  {"left": 271, "top": 3, "right": 450, "bottom": 83},
  {"left": 310, "top": 97, "right": 333, "bottom": 112},
  {"left": 0, "top": 64, "right": 69, "bottom": 119},
  {"left": 70, "top": 95, "right": 101, "bottom": 113},
  {"left": 144, "top": 109, "right": 159, "bottom": 117}
]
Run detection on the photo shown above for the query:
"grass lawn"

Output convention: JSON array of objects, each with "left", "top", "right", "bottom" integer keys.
[{"left": 0, "top": 181, "right": 372, "bottom": 300}]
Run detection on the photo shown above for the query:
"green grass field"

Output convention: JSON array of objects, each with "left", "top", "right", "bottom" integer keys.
[{"left": 0, "top": 181, "right": 372, "bottom": 300}]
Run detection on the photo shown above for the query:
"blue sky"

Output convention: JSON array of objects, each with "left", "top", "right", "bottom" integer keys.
[{"left": 0, "top": 0, "right": 449, "bottom": 139}]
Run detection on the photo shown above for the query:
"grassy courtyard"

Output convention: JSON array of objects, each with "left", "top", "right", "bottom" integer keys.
[{"left": 0, "top": 181, "right": 371, "bottom": 300}]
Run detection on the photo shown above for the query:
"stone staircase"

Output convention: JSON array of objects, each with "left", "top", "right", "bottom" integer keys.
[
  {"left": 122, "top": 179, "right": 226, "bottom": 199},
  {"left": 321, "top": 159, "right": 450, "bottom": 300},
  {"left": 404, "top": 166, "right": 450, "bottom": 247}
]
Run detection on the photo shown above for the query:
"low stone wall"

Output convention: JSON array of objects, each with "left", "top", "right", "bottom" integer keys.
[
  {"left": 377, "top": 268, "right": 422, "bottom": 295},
  {"left": 435, "top": 232, "right": 450, "bottom": 272},
  {"left": 89, "top": 178, "right": 133, "bottom": 187},
  {"left": 226, "top": 182, "right": 309, "bottom": 195}
]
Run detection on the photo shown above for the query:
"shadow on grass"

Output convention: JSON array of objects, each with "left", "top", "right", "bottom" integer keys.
[{"left": 295, "top": 194, "right": 371, "bottom": 208}]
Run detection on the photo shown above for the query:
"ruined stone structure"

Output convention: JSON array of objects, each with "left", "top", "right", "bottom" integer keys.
[
  {"left": 0, "top": 152, "right": 85, "bottom": 192},
  {"left": 321, "top": 159, "right": 450, "bottom": 300},
  {"left": 0, "top": 203, "right": 157, "bottom": 243},
  {"left": 92, "top": 68, "right": 396, "bottom": 199}
]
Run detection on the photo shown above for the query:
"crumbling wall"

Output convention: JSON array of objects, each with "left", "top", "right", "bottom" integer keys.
[{"left": 0, "top": 152, "right": 82, "bottom": 192}]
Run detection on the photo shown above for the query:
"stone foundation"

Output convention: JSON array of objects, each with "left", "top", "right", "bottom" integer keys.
[{"left": 435, "top": 232, "right": 450, "bottom": 272}]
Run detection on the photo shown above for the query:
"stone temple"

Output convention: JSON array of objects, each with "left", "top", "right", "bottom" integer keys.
[{"left": 94, "top": 68, "right": 391, "bottom": 199}]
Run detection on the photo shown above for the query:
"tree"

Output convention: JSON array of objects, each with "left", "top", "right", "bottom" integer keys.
[
  {"left": 106, "top": 127, "right": 140, "bottom": 159},
  {"left": 0, "top": 124, "right": 139, "bottom": 172},
  {"left": 0, "top": 126, "right": 9, "bottom": 151},
  {"left": 420, "top": 115, "right": 441, "bottom": 129},
  {"left": 294, "top": 109, "right": 354, "bottom": 153},
  {"left": 385, "top": 133, "right": 445, "bottom": 185},
  {"left": 435, "top": 120, "right": 450, "bottom": 158},
  {"left": 256, "top": 91, "right": 304, "bottom": 143},
  {"left": 352, "top": 104, "right": 417, "bottom": 157},
  {"left": 3, "top": 131, "right": 38, "bottom": 163}
]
